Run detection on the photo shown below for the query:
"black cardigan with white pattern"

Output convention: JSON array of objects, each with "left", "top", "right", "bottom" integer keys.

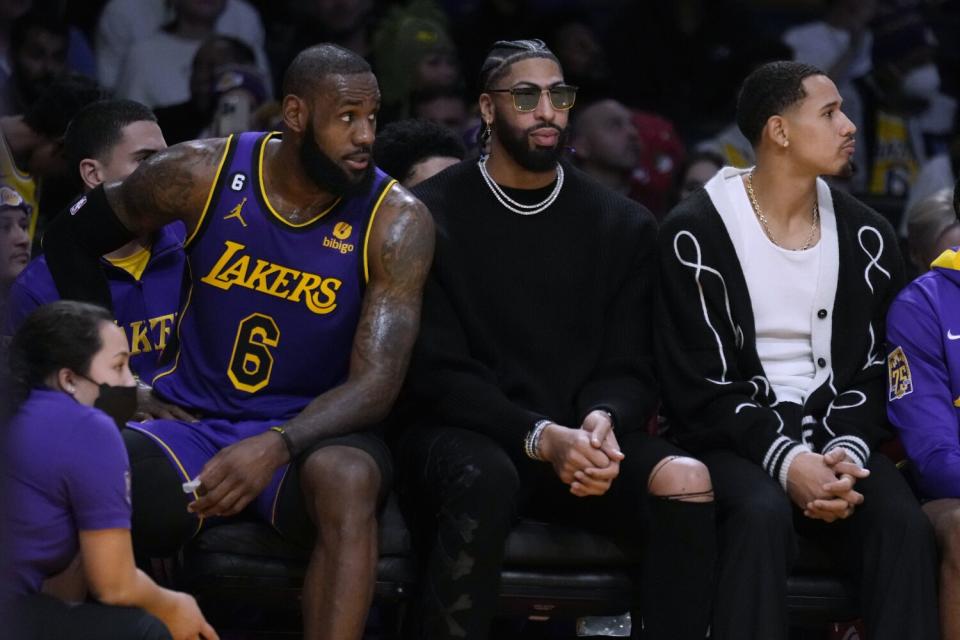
[{"left": 655, "top": 186, "right": 905, "bottom": 488}]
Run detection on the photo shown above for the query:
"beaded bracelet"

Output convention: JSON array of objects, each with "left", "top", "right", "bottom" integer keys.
[{"left": 524, "top": 419, "right": 553, "bottom": 461}]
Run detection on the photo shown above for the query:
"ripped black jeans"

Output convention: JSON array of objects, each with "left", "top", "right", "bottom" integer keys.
[{"left": 395, "top": 426, "right": 715, "bottom": 640}]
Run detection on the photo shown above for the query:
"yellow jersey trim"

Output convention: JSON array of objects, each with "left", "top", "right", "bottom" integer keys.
[
  {"left": 151, "top": 261, "right": 196, "bottom": 385},
  {"left": 106, "top": 245, "right": 151, "bottom": 281},
  {"left": 0, "top": 132, "right": 32, "bottom": 182},
  {"left": 363, "top": 180, "right": 398, "bottom": 283},
  {"left": 185, "top": 134, "right": 234, "bottom": 247},
  {"left": 931, "top": 248, "right": 960, "bottom": 271},
  {"left": 126, "top": 425, "right": 205, "bottom": 535},
  {"left": 257, "top": 132, "right": 342, "bottom": 228}
]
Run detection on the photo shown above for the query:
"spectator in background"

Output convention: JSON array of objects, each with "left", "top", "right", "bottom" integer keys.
[
  {"left": 114, "top": 0, "right": 268, "bottom": 110},
  {"left": 904, "top": 112, "right": 960, "bottom": 234},
  {"left": 629, "top": 109, "right": 687, "bottom": 217},
  {"left": 0, "top": 72, "right": 103, "bottom": 243},
  {"left": 3, "top": 11, "right": 68, "bottom": 115},
  {"left": 3, "top": 300, "right": 217, "bottom": 640},
  {"left": 887, "top": 182, "right": 960, "bottom": 640},
  {"left": 0, "top": 186, "right": 31, "bottom": 311},
  {"left": 269, "top": 0, "right": 376, "bottom": 87},
  {"left": 904, "top": 187, "right": 960, "bottom": 274},
  {"left": 153, "top": 35, "right": 265, "bottom": 145},
  {"left": 547, "top": 13, "right": 612, "bottom": 99},
  {"left": 96, "top": 0, "right": 265, "bottom": 92},
  {"left": 0, "top": 0, "right": 32, "bottom": 107},
  {"left": 373, "top": 118, "right": 465, "bottom": 187},
  {"left": 410, "top": 85, "right": 470, "bottom": 136},
  {"left": 782, "top": 0, "right": 877, "bottom": 157},
  {"left": 372, "top": 0, "right": 460, "bottom": 124},
  {"left": 853, "top": 8, "right": 939, "bottom": 197},
  {"left": 674, "top": 148, "right": 725, "bottom": 204},
  {"left": 570, "top": 99, "right": 641, "bottom": 198},
  {"left": 5, "top": 99, "right": 189, "bottom": 393}
]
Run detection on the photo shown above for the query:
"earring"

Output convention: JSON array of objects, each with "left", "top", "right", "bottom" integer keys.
[
  {"left": 783, "top": 139, "right": 790, "bottom": 148},
  {"left": 66, "top": 386, "right": 75, "bottom": 394},
  {"left": 479, "top": 120, "right": 492, "bottom": 146}
]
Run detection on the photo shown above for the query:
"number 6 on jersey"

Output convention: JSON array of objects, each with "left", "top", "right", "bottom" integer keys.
[{"left": 228, "top": 313, "right": 280, "bottom": 393}]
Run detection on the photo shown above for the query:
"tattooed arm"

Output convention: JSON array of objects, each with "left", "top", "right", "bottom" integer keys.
[
  {"left": 188, "top": 184, "right": 434, "bottom": 517},
  {"left": 281, "top": 184, "right": 435, "bottom": 444},
  {"left": 42, "top": 139, "right": 227, "bottom": 306},
  {"left": 107, "top": 139, "right": 228, "bottom": 236}
]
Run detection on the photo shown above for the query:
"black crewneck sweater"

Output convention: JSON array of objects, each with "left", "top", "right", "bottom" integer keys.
[{"left": 402, "top": 159, "right": 658, "bottom": 464}]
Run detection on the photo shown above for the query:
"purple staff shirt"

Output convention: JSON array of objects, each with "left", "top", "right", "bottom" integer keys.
[{"left": 2, "top": 389, "right": 131, "bottom": 597}]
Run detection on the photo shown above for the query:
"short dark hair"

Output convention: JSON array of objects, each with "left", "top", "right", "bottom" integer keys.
[
  {"left": 479, "top": 39, "right": 560, "bottom": 91},
  {"left": 64, "top": 99, "right": 157, "bottom": 172},
  {"left": 10, "top": 11, "right": 69, "bottom": 57},
  {"left": 736, "top": 60, "right": 824, "bottom": 147},
  {"left": 373, "top": 118, "right": 465, "bottom": 182},
  {"left": 6, "top": 301, "right": 114, "bottom": 416},
  {"left": 23, "top": 72, "right": 106, "bottom": 139},
  {"left": 282, "top": 43, "right": 372, "bottom": 98}
]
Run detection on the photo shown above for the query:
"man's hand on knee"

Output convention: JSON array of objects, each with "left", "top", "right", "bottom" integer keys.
[{"left": 188, "top": 431, "right": 289, "bottom": 517}]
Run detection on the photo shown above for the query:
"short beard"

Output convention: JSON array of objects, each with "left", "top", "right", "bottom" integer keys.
[
  {"left": 298, "top": 123, "right": 374, "bottom": 197},
  {"left": 492, "top": 110, "right": 567, "bottom": 172}
]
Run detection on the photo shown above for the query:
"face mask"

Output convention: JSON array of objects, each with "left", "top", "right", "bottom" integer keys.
[
  {"left": 901, "top": 63, "right": 941, "bottom": 99},
  {"left": 80, "top": 375, "right": 138, "bottom": 429}
]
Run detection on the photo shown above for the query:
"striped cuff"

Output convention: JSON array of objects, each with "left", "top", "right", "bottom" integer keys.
[
  {"left": 762, "top": 435, "right": 812, "bottom": 492},
  {"left": 822, "top": 435, "right": 870, "bottom": 468}
]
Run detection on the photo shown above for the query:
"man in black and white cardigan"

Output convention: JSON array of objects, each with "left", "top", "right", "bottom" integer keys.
[{"left": 657, "top": 61, "right": 939, "bottom": 640}]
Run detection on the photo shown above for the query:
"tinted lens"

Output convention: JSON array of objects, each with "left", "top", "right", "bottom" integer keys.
[
  {"left": 511, "top": 88, "right": 542, "bottom": 111},
  {"left": 549, "top": 85, "right": 577, "bottom": 110}
]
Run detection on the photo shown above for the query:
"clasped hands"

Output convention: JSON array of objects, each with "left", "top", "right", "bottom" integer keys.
[
  {"left": 538, "top": 409, "right": 624, "bottom": 497},
  {"left": 786, "top": 449, "right": 870, "bottom": 523}
]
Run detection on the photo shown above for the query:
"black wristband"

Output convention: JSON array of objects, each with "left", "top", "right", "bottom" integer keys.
[{"left": 269, "top": 425, "right": 297, "bottom": 460}]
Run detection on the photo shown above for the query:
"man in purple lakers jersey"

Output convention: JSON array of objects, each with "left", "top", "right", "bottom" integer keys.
[
  {"left": 44, "top": 44, "right": 434, "bottom": 640},
  {"left": 5, "top": 99, "right": 186, "bottom": 391}
]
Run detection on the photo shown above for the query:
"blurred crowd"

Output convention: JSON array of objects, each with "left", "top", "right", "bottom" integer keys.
[{"left": 2, "top": 0, "right": 960, "bottom": 292}]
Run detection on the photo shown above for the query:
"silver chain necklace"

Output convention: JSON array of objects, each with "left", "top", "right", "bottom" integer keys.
[
  {"left": 477, "top": 156, "right": 564, "bottom": 216},
  {"left": 745, "top": 171, "right": 820, "bottom": 251}
]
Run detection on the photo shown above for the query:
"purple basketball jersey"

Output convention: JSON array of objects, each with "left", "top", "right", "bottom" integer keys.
[{"left": 152, "top": 132, "right": 396, "bottom": 420}]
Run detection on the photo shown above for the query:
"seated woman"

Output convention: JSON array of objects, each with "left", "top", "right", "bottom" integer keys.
[
  {"left": 887, "top": 181, "right": 960, "bottom": 640},
  {"left": 2, "top": 300, "right": 217, "bottom": 640}
]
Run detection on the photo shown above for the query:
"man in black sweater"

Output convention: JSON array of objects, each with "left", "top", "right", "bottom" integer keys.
[
  {"left": 656, "top": 61, "right": 939, "bottom": 639},
  {"left": 395, "top": 39, "right": 716, "bottom": 640}
]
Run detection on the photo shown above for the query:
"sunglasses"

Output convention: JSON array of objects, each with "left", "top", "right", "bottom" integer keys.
[{"left": 486, "top": 84, "right": 578, "bottom": 112}]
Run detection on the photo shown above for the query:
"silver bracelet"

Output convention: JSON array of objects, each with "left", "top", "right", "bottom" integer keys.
[{"left": 525, "top": 419, "right": 552, "bottom": 461}]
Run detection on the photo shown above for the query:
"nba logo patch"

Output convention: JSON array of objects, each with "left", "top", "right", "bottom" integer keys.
[
  {"left": 888, "top": 346, "right": 913, "bottom": 400},
  {"left": 69, "top": 195, "right": 87, "bottom": 216}
]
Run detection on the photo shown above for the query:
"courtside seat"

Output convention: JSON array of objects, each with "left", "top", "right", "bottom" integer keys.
[{"left": 173, "top": 493, "right": 859, "bottom": 633}]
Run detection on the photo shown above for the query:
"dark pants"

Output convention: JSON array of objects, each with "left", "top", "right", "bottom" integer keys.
[
  {"left": 704, "top": 450, "right": 940, "bottom": 640},
  {"left": 396, "top": 426, "right": 716, "bottom": 640},
  {"left": 8, "top": 593, "right": 171, "bottom": 640}
]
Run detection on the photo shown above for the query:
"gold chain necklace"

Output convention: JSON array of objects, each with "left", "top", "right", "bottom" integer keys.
[{"left": 745, "top": 172, "right": 820, "bottom": 251}]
